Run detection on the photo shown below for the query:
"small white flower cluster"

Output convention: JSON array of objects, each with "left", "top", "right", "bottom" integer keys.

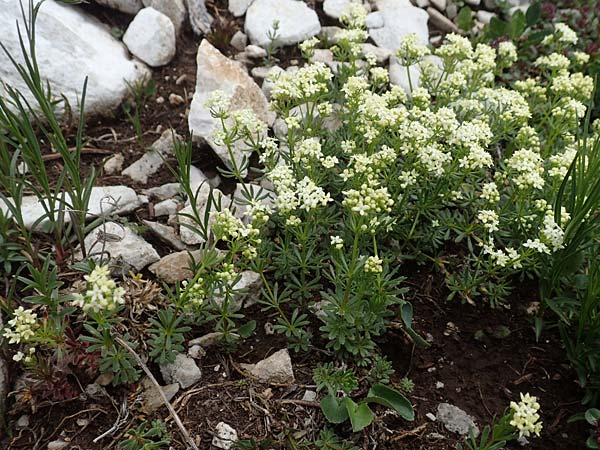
[
  {"left": 396, "top": 33, "right": 430, "bottom": 66},
  {"left": 342, "top": 184, "right": 394, "bottom": 217},
  {"left": 364, "top": 255, "right": 383, "bottom": 273},
  {"left": 510, "top": 393, "right": 543, "bottom": 438},
  {"left": 204, "top": 90, "right": 231, "bottom": 115},
  {"left": 540, "top": 211, "right": 564, "bottom": 252},
  {"left": 483, "top": 243, "right": 521, "bottom": 269},
  {"left": 270, "top": 63, "right": 333, "bottom": 103},
  {"left": 182, "top": 278, "right": 205, "bottom": 306},
  {"left": 3, "top": 306, "right": 38, "bottom": 344},
  {"left": 542, "top": 23, "right": 578, "bottom": 46},
  {"left": 72, "top": 265, "right": 125, "bottom": 313},
  {"left": 330, "top": 235, "right": 344, "bottom": 249},
  {"left": 477, "top": 209, "right": 500, "bottom": 233},
  {"left": 506, "top": 148, "right": 545, "bottom": 190},
  {"left": 270, "top": 165, "right": 332, "bottom": 215}
]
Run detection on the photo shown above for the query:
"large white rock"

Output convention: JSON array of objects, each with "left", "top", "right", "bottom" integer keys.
[
  {"left": 369, "top": 0, "right": 429, "bottom": 51},
  {"left": 142, "top": 0, "right": 186, "bottom": 33},
  {"left": 81, "top": 221, "right": 160, "bottom": 271},
  {"left": 95, "top": 0, "right": 142, "bottom": 14},
  {"left": 0, "top": 0, "right": 148, "bottom": 118},
  {"left": 0, "top": 185, "right": 144, "bottom": 230},
  {"left": 245, "top": 0, "right": 321, "bottom": 47},
  {"left": 188, "top": 40, "right": 273, "bottom": 173},
  {"left": 123, "top": 7, "right": 176, "bottom": 67}
]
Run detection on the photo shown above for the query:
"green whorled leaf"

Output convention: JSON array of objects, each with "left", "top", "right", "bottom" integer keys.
[
  {"left": 400, "top": 303, "right": 429, "bottom": 348},
  {"left": 343, "top": 397, "right": 375, "bottom": 432},
  {"left": 525, "top": 2, "right": 541, "bottom": 27},
  {"left": 456, "top": 6, "right": 473, "bottom": 32},
  {"left": 366, "top": 384, "right": 415, "bottom": 421},
  {"left": 238, "top": 320, "right": 256, "bottom": 339},
  {"left": 320, "top": 393, "right": 348, "bottom": 424}
]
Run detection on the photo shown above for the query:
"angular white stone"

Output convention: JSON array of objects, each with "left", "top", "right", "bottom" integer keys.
[
  {"left": 245, "top": 0, "right": 321, "bottom": 47},
  {"left": 95, "top": 0, "right": 142, "bottom": 14},
  {"left": 149, "top": 249, "right": 205, "bottom": 283},
  {"left": 0, "top": 0, "right": 149, "bottom": 118},
  {"left": 123, "top": 7, "right": 176, "bottom": 67},
  {"left": 160, "top": 353, "right": 201, "bottom": 388},
  {"left": 82, "top": 221, "right": 160, "bottom": 271},
  {"left": 122, "top": 129, "right": 179, "bottom": 184},
  {"left": 188, "top": 40, "right": 273, "bottom": 174},
  {"left": 323, "top": 0, "right": 352, "bottom": 19},
  {"left": 186, "top": 0, "right": 213, "bottom": 35},
  {"left": 369, "top": 1, "right": 429, "bottom": 51},
  {"left": 142, "top": 0, "right": 186, "bottom": 33},
  {"left": 366, "top": 11, "right": 384, "bottom": 28},
  {"left": 0, "top": 186, "right": 143, "bottom": 230},
  {"left": 228, "top": 0, "right": 253, "bottom": 17},
  {"left": 241, "top": 348, "right": 295, "bottom": 384},
  {"left": 212, "top": 422, "right": 238, "bottom": 450}
]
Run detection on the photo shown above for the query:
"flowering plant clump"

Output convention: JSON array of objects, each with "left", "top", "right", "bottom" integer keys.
[
  {"left": 458, "top": 392, "right": 542, "bottom": 449},
  {"left": 194, "top": 3, "right": 597, "bottom": 363}
]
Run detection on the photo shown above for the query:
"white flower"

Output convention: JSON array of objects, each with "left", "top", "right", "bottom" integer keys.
[
  {"left": 330, "top": 235, "right": 344, "bottom": 249},
  {"left": 498, "top": 41, "right": 517, "bottom": 64},
  {"left": 477, "top": 210, "right": 500, "bottom": 233},
  {"left": 364, "top": 255, "right": 383, "bottom": 273},
  {"left": 72, "top": 265, "right": 125, "bottom": 313},
  {"left": 204, "top": 90, "right": 231, "bottom": 114},
  {"left": 3, "top": 307, "right": 38, "bottom": 344},
  {"left": 510, "top": 393, "right": 543, "bottom": 438},
  {"left": 182, "top": 278, "right": 205, "bottom": 306}
]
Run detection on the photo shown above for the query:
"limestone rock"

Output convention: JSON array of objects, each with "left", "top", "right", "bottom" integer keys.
[
  {"left": 122, "top": 129, "right": 180, "bottom": 184},
  {"left": 142, "top": 0, "right": 186, "bottom": 33},
  {"left": 81, "top": 222, "right": 160, "bottom": 271},
  {"left": 123, "top": 7, "right": 176, "bottom": 67},
  {"left": 241, "top": 348, "right": 294, "bottom": 384},
  {"left": 0, "top": 0, "right": 149, "bottom": 118},
  {"left": 95, "top": 0, "right": 142, "bottom": 14},
  {"left": 436, "top": 403, "right": 479, "bottom": 437},
  {"left": 141, "top": 377, "right": 179, "bottom": 412},
  {"left": 143, "top": 220, "right": 186, "bottom": 251},
  {"left": 245, "top": 0, "right": 321, "bottom": 47},
  {"left": 186, "top": 0, "right": 213, "bottom": 35},
  {"left": 212, "top": 422, "right": 238, "bottom": 450},
  {"left": 323, "top": 0, "right": 353, "bottom": 19},
  {"left": 229, "top": 0, "right": 253, "bottom": 17},
  {"left": 427, "top": 7, "right": 459, "bottom": 33},
  {"left": 103, "top": 153, "right": 124, "bottom": 175},
  {"left": 188, "top": 40, "right": 273, "bottom": 174},
  {"left": 149, "top": 249, "right": 205, "bottom": 283},
  {"left": 369, "top": 1, "right": 429, "bottom": 51},
  {"left": 160, "top": 353, "right": 202, "bottom": 388}
]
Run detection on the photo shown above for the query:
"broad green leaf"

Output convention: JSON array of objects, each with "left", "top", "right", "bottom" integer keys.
[
  {"left": 585, "top": 408, "right": 600, "bottom": 425},
  {"left": 366, "top": 384, "right": 414, "bottom": 421},
  {"left": 320, "top": 394, "right": 348, "bottom": 424},
  {"left": 343, "top": 398, "right": 375, "bottom": 432},
  {"left": 456, "top": 6, "right": 473, "bottom": 32},
  {"left": 487, "top": 17, "right": 508, "bottom": 39}
]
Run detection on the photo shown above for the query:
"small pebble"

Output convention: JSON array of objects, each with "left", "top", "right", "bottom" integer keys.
[
  {"left": 169, "top": 93, "right": 185, "bottom": 106},
  {"left": 436, "top": 381, "right": 445, "bottom": 389},
  {"left": 426, "top": 412, "right": 437, "bottom": 421}
]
